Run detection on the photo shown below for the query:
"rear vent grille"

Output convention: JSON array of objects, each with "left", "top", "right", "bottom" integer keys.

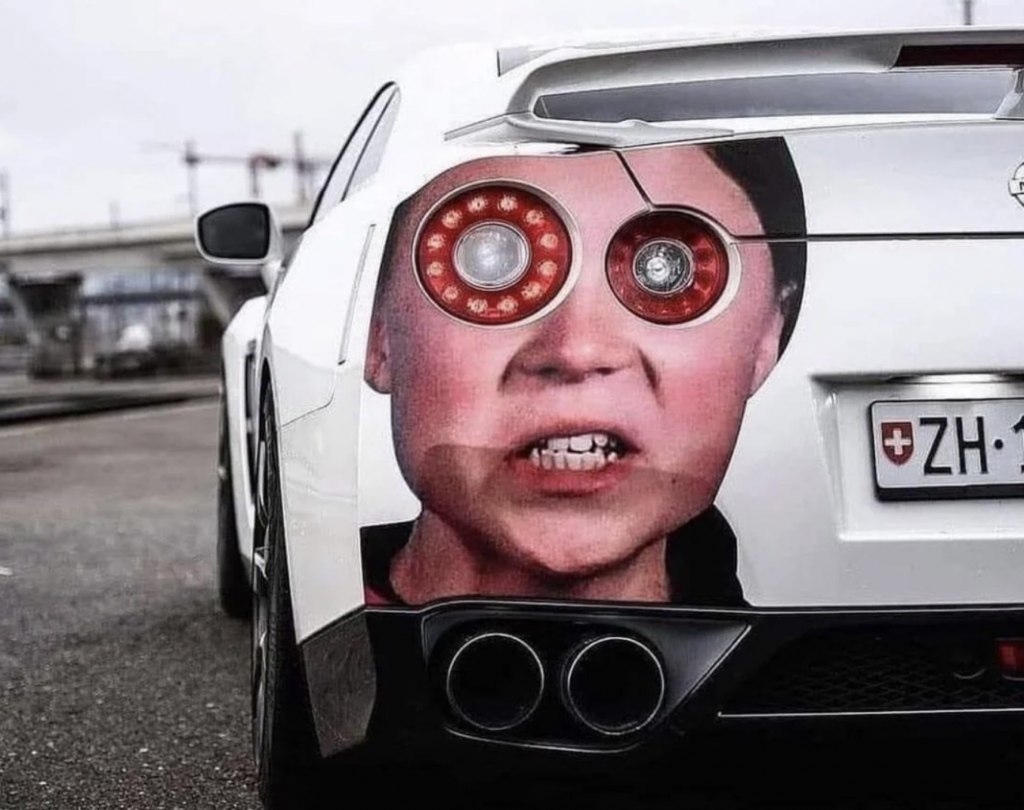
[{"left": 725, "top": 627, "right": 1024, "bottom": 716}]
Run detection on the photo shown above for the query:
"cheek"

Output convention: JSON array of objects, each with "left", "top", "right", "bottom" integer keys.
[
  {"left": 650, "top": 346, "right": 753, "bottom": 493},
  {"left": 645, "top": 246, "right": 778, "bottom": 433},
  {"left": 388, "top": 287, "right": 518, "bottom": 441},
  {"left": 656, "top": 346, "right": 752, "bottom": 430}
]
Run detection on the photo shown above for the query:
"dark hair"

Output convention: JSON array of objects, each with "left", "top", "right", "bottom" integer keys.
[{"left": 703, "top": 137, "right": 807, "bottom": 355}]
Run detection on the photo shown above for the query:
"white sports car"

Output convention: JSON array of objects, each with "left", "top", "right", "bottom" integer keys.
[{"left": 200, "top": 26, "right": 1024, "bottom": 808}]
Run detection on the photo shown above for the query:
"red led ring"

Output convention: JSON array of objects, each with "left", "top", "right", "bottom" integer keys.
[
  {"left": 415, "top": 185, "right": 572, "bottom": 325},
  {"left": 606, "top": 212, "right": 729, "bottom": 325}
]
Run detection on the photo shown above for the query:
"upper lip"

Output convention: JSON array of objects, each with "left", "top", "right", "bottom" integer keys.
[{"left": 507, "top": 419, "right": 642, "bottom": 459}]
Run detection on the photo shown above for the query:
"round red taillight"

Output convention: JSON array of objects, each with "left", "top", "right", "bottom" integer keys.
[
  {"left": 415, "top": 186, "right": 572, "bottom": 325},
  {"left": 606, "top": 212, "right": 729, "bottom": 325}
]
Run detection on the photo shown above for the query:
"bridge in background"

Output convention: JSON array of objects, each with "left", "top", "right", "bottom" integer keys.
[{"left": 0, "top": 206, "right": 309, "bottom": 375}]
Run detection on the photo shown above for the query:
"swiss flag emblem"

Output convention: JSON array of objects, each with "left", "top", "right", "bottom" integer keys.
[{"left": 881, "top": 421, "right": 914, "bottom": 465}]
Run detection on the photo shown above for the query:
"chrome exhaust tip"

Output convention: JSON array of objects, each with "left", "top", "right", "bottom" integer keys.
[
  {"left": 562, "top": 635, "right": 666, "bottom": 736},
  {"left": 445, "top": 632, "right": 545, "bottom": 732}
]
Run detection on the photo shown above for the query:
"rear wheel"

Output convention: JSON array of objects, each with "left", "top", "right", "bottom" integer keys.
[
  {"left": 216, "top": 392, "right": 251, "bottom": 619},
  {"left": 252, "top": 392, "right": 326, "bottom": 809}
]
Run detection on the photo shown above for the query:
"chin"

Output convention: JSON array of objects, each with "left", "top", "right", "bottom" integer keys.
[{"left": 491, "top": 519, "right": 659, "bottom": 582}]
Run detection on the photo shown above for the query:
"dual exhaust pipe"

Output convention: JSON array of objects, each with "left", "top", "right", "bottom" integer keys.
[{"left": 443, "top": 631, "right": 665, "bottom": 736}]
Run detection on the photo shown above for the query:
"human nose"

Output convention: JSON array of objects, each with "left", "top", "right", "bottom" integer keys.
[{"left": 502, "top": 279, "right": 647, "bottom": 388}]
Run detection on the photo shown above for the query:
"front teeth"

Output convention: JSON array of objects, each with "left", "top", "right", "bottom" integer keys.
[{"left": 527, "top": 432, "right": 623, "bottom": 471}]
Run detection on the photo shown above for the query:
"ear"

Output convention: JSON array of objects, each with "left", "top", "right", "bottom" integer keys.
[
  {"left": 748, "top": 305, "right": 784, "bottom": 397},
  {"left": 364, "top": 306, "right": 393, "bottom": 394}
]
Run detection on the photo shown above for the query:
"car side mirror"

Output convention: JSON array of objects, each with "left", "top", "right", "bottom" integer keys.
[{"left": 195, "top": 202, "right": 285, "bottom": 291}]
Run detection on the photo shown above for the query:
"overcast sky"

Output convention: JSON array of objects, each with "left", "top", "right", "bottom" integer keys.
[{"left": 3, "top": 0, "right": 1024, "bottom": 233}]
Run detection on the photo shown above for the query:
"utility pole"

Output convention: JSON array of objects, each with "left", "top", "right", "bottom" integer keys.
[
  {"left": 0, "top": 171, "right": 10, "bottom": 238},
  {"left": 184, "top": 139, "right": 199, "bottom": 217},
  {"left": 247, "top": 153, "right": 283, "bottom": 199},
  {"left": 963, "top": 0, "right": 974, "bottom": 25},
  {"left": 293, "top": 131, "right": 309, "bottom": 205},
  {"left": 148, "top": 140, "right": 330, "bottom": 212}
]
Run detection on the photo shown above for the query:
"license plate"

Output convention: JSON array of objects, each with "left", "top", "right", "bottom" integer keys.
[{"left": 870, "top": 399, "right": 1024, "bottom": 501}]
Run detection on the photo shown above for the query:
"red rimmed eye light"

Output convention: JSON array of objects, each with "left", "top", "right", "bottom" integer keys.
[
  {"left": 607, "top": 212, "right": 729, "bottom": 325},
  {"left": 416, "top": 186, "right": 571, "bottom": 325}
]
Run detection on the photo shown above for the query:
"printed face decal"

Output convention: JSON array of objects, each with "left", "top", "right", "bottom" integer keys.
[{"left": 362, "top": 139, "right": 807, "bottom": 607}]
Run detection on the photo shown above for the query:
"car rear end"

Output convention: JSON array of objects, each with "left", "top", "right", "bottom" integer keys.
[{"left": 301, "top": 29, "right": 1024, "bottom": 768}]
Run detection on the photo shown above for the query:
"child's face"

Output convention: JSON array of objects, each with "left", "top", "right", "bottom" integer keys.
[{"left": 366, "top": 147, "right": 783, "bottom": 582}]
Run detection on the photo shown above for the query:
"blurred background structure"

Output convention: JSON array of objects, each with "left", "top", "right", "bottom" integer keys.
[
  {"left": 0, "top": 0, "right": 1006, "bottom": 379},
  {"left": 0, "top": 137, "right": 323, "bottom": 378},
  {"left": 0, "top": 204, "right": 310, "bottom": 378}
]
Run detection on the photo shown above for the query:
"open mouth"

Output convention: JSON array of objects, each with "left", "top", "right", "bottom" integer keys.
[{"left": 515, "top": 431, "right": 634, "bottom": 472}]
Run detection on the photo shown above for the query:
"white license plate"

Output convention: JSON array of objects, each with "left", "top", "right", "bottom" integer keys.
[{"left": 870, "top": 399, "right": 1024, "bottom": 500}]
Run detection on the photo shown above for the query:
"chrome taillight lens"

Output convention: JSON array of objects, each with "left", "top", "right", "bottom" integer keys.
[
  {"left": 607, "top": 212, "right": 729, "bottom": 325},
  {"left": 415, "top": 186, "right": 572, "bottom": 325}
]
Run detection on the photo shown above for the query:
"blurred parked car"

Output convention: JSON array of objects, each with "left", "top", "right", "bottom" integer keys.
[{"left": 93, "top": 322, "right": 191, "bottom": 378}]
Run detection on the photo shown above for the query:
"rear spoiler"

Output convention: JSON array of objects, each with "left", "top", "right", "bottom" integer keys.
[{"left": 449, "top": 27, "right": 1024, "bottom": 147}]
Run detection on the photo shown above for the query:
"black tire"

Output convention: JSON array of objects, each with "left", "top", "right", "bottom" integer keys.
[
  {"left": 253, "top": 392, "right": 327, "bottom": 810},
  {"left": 217, "top": 392, "right": 251, "bottom": 619}
]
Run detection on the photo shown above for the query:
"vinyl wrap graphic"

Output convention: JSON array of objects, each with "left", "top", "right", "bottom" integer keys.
[{"left": 360, "top": 139, "right": 807, "bottom": 607}]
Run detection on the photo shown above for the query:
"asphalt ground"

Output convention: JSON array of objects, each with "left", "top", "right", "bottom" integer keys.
[
  {"left": 0, "top": 403, "right": 254, "bottom": 809},
  {"left": 3, "top": 402, "right": 1024, "bottom": 809}
]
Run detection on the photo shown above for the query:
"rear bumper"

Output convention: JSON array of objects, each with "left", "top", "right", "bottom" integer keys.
[{"left": 300, "top": 601, "right": 1024, "bottom": 761}]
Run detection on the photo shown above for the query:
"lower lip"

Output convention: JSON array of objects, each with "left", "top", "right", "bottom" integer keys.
[{"left": 505, "top": 453, "right": 634, "bottom": 496}]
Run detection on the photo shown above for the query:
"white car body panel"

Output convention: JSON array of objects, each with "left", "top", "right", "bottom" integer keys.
[
  {"left": 273, "top": 209, "right": 392, "bottom": 639},
  {"left": 787, "top": 123, "right": 1024, "bottom": 235},
  {"left": 265, "top": 201, "right": 376, "bottom": 428},
  {"left": 212, "top": 26, "right": 1024, "bottom": 644},
  {"left": 721, "top": 238, "right": 1024, "bottom": 606},
  {"left": 221, "top": 294, "right": 265, "bottom": 570}
]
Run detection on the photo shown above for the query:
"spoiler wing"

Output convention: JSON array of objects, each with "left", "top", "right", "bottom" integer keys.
[{"left": 450, "top": 27, "right": 1024, "bottom": 147}]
